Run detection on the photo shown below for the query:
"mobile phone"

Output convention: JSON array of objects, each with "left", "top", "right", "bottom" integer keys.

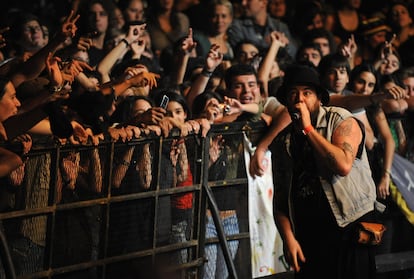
[{"left": 160, "top": 95, "right": 169, "bottom": 109}]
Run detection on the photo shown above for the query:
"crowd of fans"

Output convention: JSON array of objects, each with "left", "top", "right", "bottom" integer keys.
[{"left": 0, "top": 0, "right": 414, "bottom": 278}]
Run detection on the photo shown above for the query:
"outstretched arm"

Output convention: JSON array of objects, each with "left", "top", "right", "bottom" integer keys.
[
  {"left": 249, "top": 107, "right": 291, "bottom": 177},
  {"left": 329, "top": 85, "right": 406, "bottom": 112},
  {"left": 258, "top": 31, "right": 286, "bottom": 98},
  {"left": 97, "top": 24, "right": 145, "bottom": 83},
  {"left": 186, "top": 44, "right": 223, "bottom": 111},
  {"left": 170, "top": 28, "right": 197, "bottom": 88}
]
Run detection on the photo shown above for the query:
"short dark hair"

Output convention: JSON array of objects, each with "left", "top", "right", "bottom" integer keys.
[
  {"left": 303, "top": 28, "right": 336, "bottom": 54},
  {"left": 318, "top": 53, "right": 350, "bottom": 78},
  {"left": 234, "top": 40, "right": 262, "bottom": 56},
  {"left": 224, "top": 64, "right": 258, "bottom": 89},
  {"left": 296, "top": 42, "right": 323, "bottom": 63},
  {"left": 110, "top": 95, "right": 154, "bottom": 123}
]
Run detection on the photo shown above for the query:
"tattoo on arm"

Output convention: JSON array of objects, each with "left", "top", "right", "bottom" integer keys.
[
  {"left": 336, "top": 119, "right": 353, "bottom": 136},
  {"left": 342, "top": 142, "right": 354, "bottom": 158}
]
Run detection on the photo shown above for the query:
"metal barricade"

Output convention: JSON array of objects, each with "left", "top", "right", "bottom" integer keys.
[{"left": 0, "top": 121, "right": 267, "bottom": 279}]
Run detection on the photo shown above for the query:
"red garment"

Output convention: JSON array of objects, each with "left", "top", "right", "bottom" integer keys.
[{"left": 171, "top": 167, "right": 193, "bottom": 209}]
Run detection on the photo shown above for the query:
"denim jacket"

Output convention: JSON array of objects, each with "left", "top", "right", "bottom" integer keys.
[
  {"left": 271, "top": 106, "right": 377, "bottom": 228},
  {"left": 228, "top": 14, "right": 297, "bottom": 58}
]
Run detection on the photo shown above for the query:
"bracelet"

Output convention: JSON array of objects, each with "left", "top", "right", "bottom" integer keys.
[
  {"left": 201, "top": 68, "right": 213, "bottom": 78},
  {"left": 302, "top": 125, "right": 314, "bottom": 136},
  {"left": 384, "top": 169, "right": 391, "bottom": 176},
  {"left": 121, "top": 38, "right": 130, "bottom": 47}
]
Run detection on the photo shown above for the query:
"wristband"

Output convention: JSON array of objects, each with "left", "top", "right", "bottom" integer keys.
[
  {"left": 121, "top": 38, "right": 130, "bottom": 47},
  {"left": 384, "top": 169, "right": 391, "bottom": 176},
  {"left": 302, "top": 125, "right": 314, "bottom": 136}
]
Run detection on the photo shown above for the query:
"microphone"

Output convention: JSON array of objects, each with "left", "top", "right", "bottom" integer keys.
[{"left": 291, "top": 112, "right": 301, "bottom": 121}]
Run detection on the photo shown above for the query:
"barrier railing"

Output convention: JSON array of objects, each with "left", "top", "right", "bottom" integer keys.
[{"left": 0, "top": 121, "right": 268, "bottom": 279}]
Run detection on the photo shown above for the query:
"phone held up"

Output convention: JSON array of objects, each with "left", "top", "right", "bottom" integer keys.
[{"left": 160, "top": 95, "right": 169, "bottom": 109}]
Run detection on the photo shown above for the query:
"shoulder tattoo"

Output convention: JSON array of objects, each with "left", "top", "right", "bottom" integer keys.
[
  {"left": 336, "top": 118, "right": 353, "bottom": 136},
  {"left": 342, "top": 142, "right": 354, "bottom": 158}
]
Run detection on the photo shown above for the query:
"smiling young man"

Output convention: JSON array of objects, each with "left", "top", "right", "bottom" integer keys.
[
  {"left": 223, "top": 64, "right": 264, "bottom": 122},
  {"left": 271, "top": 64, "right": 379, "bottom": 279}
]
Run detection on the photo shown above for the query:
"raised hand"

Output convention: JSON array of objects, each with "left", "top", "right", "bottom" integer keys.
[
  {"left": 205, "top": 44, "right": 223, "bottom": 72},
  {"left": 379, "top": 34, "right": 396, "bottom": 61},
  {"left": 125, "top": 23, "right": 146, "bottom": 45},
  {"left": 130, "top": 38, "right": 146, "bottom": 58},
  {"left": 340, "top": 34, "right": 357, "bottom": 58},
  {"left": 181, "top": 28, "right": 197, "bottom": 55},
  {"left": 385, "top": 34, "right": 396, "bottom": 54},
  {"left": 270, "top": 31, "right": 288, "bottom": 48},
  {"left": 59, "top": 10, "right": 80, "bottom": 40}
]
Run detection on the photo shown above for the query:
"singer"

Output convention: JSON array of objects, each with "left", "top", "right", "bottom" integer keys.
[{"left": 271, "top": 65, "right": 379, "bottom": 279}]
